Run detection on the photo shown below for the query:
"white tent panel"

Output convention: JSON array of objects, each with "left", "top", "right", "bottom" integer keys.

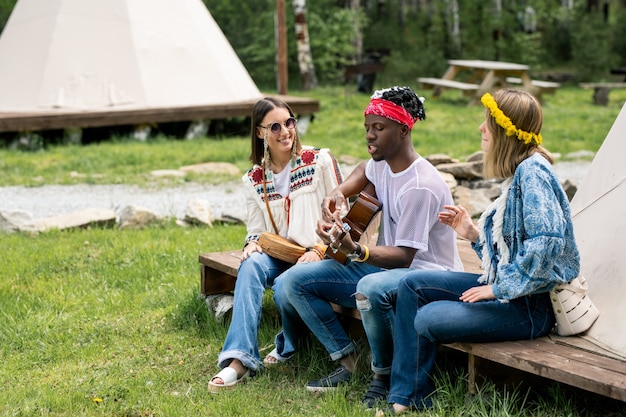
[
  {"left": 570, "top": 102, "right": 626, "bottom": 358},
  {"left": 0, "top": 0, "right": 262, "bottom": 112}
]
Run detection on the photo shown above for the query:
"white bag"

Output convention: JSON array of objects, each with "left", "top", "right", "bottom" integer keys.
[{"left": 550, "top": 275, "right": 600, "bottom": 337}]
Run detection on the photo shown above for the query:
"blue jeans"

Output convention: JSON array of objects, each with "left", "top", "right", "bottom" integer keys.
[
  {"left": 273, "top": 258, "right": 410, "bottom": 373},
  {"left": 217, "top": 252, "right": 292, "bottom": 372},
  {"left": 389, "top": 270, "right": 555, "bottom": 409}
]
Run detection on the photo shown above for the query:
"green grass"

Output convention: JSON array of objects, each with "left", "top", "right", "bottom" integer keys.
[
  {"left": 2, "top": 86, "right": 626, "bottom": 415},
  {"left": 2, "top": 225, "right": 625, "bottom": 416}
]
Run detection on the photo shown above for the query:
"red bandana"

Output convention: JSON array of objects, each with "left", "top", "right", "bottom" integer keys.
[{"left": 364, "top": 98, "right": 416, "bottom": 130}]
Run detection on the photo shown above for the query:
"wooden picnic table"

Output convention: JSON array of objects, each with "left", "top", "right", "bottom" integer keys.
[{"left": 418, "top": 59, "right": 559, "bottom": 103}]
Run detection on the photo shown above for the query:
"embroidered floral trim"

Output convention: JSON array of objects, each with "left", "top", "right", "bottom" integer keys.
[{"left": 481, "top": 93, "right": 542, "bottom": 145}]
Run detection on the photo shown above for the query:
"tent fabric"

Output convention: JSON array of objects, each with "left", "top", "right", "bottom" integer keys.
[
  {"left": 0, "top": 0, "right": 262, "bottom": 112},
  {"left": 569, "top": 102, "right": 626, "bottom": 359}
]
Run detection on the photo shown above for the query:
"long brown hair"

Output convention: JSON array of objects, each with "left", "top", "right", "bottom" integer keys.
[
  {"left": 483, "top": 89, "right": 553, "bottom": 179},
  {"left": 248, "top": 97, "right": 302, "bottom": 165}
]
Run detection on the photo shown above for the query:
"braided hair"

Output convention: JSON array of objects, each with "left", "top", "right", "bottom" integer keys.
[{"left": 371, "top": 86, "right": 426, "bottom": 122}]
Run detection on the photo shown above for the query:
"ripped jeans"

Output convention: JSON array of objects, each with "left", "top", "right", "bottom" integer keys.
[{"left": 273, "top": 258, "right": 410, "bottom": 374}]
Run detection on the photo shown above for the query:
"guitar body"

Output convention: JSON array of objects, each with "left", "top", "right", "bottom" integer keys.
[{"left": 328, "top": 187, "right": 382, "bottom": 264}]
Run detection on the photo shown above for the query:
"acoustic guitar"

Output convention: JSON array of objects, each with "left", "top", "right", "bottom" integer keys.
[{"left": 327, "top": 183, "right": 382, "bottom": 264}]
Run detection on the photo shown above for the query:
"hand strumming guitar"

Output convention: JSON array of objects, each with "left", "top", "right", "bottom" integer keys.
[{"left": 316, "top": 195, "right": 356, "bottom": 256}]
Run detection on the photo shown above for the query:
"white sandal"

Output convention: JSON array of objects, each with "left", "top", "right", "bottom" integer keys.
[
  {"left": 208, "top": 367, "right": 250, "bottom": 393},
  {"left": 263, "top": 348, "right": 289, "bottom": 367}
]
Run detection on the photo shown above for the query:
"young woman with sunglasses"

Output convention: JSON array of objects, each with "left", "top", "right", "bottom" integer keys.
[{"left": 208, "top": 97, "right": 343, "bottom": 392}]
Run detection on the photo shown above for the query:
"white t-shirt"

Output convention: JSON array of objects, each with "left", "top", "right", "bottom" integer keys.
[
  {"left": 365, "top": 158, "right": 463, "bottom": 271},
  {"left": 273, "top": 167, "right": 290, "bottom": 197}
]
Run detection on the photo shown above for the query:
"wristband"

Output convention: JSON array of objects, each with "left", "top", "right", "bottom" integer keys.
[{"left": 356, "top": 244, "right": 370, "bottom": 262}]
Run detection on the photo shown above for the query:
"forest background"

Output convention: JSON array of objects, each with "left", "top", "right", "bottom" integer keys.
[
  {"left": 197, "top": 0, "right": 625, "bottom": 89},
  {"left": 0, "top": 0, "right": 625, "bottom": 90}
]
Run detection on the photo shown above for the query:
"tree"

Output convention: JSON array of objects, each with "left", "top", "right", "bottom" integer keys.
[{"left": 293, "top": 0, "right": 318, "bottom": 89}]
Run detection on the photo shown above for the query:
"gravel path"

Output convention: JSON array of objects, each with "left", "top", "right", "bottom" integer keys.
[
  {"left": 0, "top": 182, "right": 247, "bottom": 221},
  {"left": 0, "top": 161, "right": 590, "bottom": 221}
]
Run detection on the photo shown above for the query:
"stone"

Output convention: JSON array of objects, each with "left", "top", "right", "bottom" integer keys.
[
  {"left": 427, "top": 153, "right": 459, "bottom": 166},
  {"left": 205, "top": 293, "right": 234, "bottom": 321},
  {"left": 0, "top": 209, "right": 35, "bottom": 233},
  {"left": 118, "top": 205, "right": 162, "bottom": 229},
  {"left": 179, "top": 162, "right": 240, "bottom": 176},
  {"left": 33, "top": 208, "right": 116, "bottom": 232},
  {"left": 437, "top": 160, "right": 484, "bottom": 180},
  {"left": 184, "top": 198, "right": 214, "bottom": 226}
]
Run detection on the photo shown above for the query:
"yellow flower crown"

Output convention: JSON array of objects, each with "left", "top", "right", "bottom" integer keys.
[{"left": 481, "top": 93, "right": 542, "bottom": 145}]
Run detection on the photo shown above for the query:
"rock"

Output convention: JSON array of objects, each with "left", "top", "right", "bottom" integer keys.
[
  {"left": 437, "top": 160, "right": 484, "bottom": 180},
  {"left": 184, "top": 198, "right": 214, "bottom": 226},
  {"left": 466, "top": 151, "right": 484, "bottom": 162},
  {"left": 0, "top": 209, "right": 35, "bottom": 233},
  {"left": 150, "top": 169, "right": 187, "bottom": 178},
  {"left": 426, "top": 154, "right": 459, "bottom": 166},
  {"left": 561, "top": 179, "right": 578, "bottom": 201},
  {"left": 179, "top": 162, "right": 240, "bottom": 176},
  {"left": 452, "top": 185, "right": 494, "bottom": 218},
  {"left": 33, "top": 208, "right": 116, "bottom": 232},
  {"left": 205, "top": 293, "right": 234, "bottom": 321},
  {"left": 118, "top": 205, "right": 162, "bottom": 229}
]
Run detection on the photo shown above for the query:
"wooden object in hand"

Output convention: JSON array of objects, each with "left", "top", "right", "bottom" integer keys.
[{"left": 327, "top": 189, "right": 382, "bottom": 264}]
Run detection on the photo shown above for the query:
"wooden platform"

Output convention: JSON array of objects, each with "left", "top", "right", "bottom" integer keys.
[{"left": 0, "top": 95, "right": 319, "bottom": 133}]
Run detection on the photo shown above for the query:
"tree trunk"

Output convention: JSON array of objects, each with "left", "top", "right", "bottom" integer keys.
[
  {"left": 276, "top": 0, "right": 288, "bottom": 94},
  {"left": 293, "top": 0, "right": 318, "bottom": 90},
  {"left": 445, "top": 0, "right": 461, "bottom": 56},
  {"left": 351, "top": 0, "right": 363, "bottom": 63}
]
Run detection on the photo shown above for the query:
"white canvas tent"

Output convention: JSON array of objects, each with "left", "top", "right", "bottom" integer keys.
[
  {"left": 0, "top": 0, "right": 262, "bottom": 112},
  {"left": 570, "top": 102, "right": 626, "bottom": 360}
]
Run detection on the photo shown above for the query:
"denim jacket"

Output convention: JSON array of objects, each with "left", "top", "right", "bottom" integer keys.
[{"left": 472, "top": 154, "right": 580, "bottom": 300}]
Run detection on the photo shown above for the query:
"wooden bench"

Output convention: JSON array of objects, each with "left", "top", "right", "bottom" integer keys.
[
  {"left": 416, "top": 77, "right": 480, "bottom": 98},
  {"left": 344, "top": 62, "right": 385, "bottom": 82},
  {"left": 505, "top": 77, "right": 560, "bottom": 96},
  {"left": 198, "top": 240, "right": 626, "bottom": 402},
  {"left": 579, "top": 82, "right": 626, "bottom": 105},
  {"left": 344, "top": 62, "right": 385, "bottom": 94}
]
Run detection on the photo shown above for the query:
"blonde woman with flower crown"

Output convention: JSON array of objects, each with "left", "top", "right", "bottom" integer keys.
[
  {"left": 380, "top": 89, "right": 580, "bottom": 414},
  {"left": 208, "top": 97, "right": 343, "bottom": 392}
]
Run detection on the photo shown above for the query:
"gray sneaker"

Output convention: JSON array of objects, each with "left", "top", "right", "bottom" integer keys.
[{"left": 306, "top": 365, "right": 352, "bottom": 392}]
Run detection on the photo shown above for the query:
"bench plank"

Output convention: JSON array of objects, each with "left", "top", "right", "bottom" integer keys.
[
  {"left": 416, "top": 77, "right": 480, "bottom": 100},
  {"left": 505, "top": 77, "right": 560, "bottom": 96},
  {"left": 417, "top": 77, "right": 480, "bottom": 92},
  {"left": 445, "top": 339, "right": 626, "bottom": 401}
]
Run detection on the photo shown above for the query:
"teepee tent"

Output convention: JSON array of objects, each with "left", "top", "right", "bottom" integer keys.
[
  {"left": 0, "top": 0, "right": 262, "bottom": 112},
  {"left": 570, "top": 102, "right": 626, "bottom": 360}
]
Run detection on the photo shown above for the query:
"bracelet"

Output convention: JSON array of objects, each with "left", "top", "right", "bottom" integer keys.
[
  {"left": 314, "top": 244, "right": 327, "bottom": 256},
  {"left": 356, "top": 244, "right": 369, "bottom": 262}
]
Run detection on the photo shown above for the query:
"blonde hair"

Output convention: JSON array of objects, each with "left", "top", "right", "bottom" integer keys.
[{"left": 483, "top": 89, "right": 553, "bottom": 179}]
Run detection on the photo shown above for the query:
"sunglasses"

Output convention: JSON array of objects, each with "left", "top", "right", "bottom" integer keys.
[{"left": 258, "top": 117, "right": 297, "bottom": 134}]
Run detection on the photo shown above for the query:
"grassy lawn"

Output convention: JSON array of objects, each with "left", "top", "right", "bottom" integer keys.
[{"left": 1, "top": 86, "right": 626, "bottom": 416}]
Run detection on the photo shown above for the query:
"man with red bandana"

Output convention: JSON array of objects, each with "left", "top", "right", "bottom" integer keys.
[{"left": 271, "top": 86, "right": 463, "bottom": 408}]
